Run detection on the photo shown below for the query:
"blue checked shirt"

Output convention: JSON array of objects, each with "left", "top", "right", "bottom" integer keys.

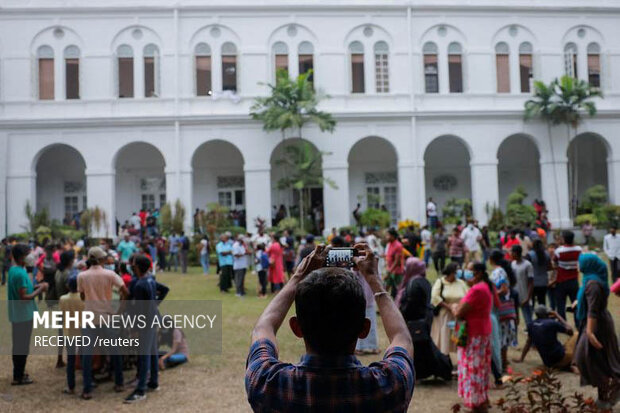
[{"left": 245, "top": 339, "right": 415, "bottom": 413}]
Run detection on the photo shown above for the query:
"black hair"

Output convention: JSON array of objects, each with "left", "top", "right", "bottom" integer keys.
[
  {"left": 67, "top": 276, "right": 78, "bottom": 293},
  {"left": 472, "top": 262, "right": 495, "bottom": 295},
  {"left": 532, "top": 239, "right": 547, "bottom": 265},
  {"left": 387, "top": 228, "right": 399, "bottom": 239},
  {"left": 295, "top": 267, "right": 366, "bottom": 355},
  {"left": 133, "top": 255, "right": 151, "bottom": 275},
  {"left": 120, "top": 262, "right": 129, "bottom": 274},
  {"left": 58, "top": 250, "right": 75, "bottom": 271},
  {"left": 490, "top": 248, "right": 516, "bottom": 287},
  {"left": 331, "top": 236, "right": 345, "bottom": 247},
  {"left": 562, "top": 230, "right": 575, "bottom": 245},
  {"left": 442, "top": 262, "right": 459, "bottom": 276},
  {"left": 511, "top": 244, "right": 523, "bottom": 257},
  {"left": 11, "top": 243, "right": 29, "bottom": 262}
]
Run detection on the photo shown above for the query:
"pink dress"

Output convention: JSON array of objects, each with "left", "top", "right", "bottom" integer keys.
[{"left": 267, "top": 242, "right": 285, "bottom": 284}]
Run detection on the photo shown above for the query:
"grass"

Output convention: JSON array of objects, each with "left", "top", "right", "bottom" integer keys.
[{"left": 0, "top": 263, "right": 611, "bottom": 412}]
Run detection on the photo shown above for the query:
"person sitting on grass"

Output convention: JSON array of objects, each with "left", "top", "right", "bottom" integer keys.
[
  {"left": 245, "top": 244, "right": 414, "bottom": 413},
  {"left": 513, "top": 305, "right": 577, "bottom": 371},
  {"left": 158, "top": 327, "right": 189, "bottom": 370}
]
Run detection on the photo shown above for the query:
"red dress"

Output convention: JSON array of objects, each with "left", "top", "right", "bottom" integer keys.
[{"left": 267, "top": 242, "right": 285, "bottom": 284}]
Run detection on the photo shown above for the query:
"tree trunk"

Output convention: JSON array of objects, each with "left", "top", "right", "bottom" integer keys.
[{"left": 299, "top": 188, "right": 305, "bottom": 232}]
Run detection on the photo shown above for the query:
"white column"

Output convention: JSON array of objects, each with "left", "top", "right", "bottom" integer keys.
[
  {"left": 470, "top": 159, "right": 499, "bottom": 225},
  {"left": 180, "top": 169, "right": 193, "bottom": 233},
  {"left": 135, "top": 53, "right": 145, "bottom": 98},
  {"left": 540, "top": 158, "right": 571, "bottom": 228},
  {"left": 439, "top": 52, "right": 449, "bottom": 94},
  {"left": 6, "top": 174, "right": 36, "bottom": 235},
  {"left": 244, "top": 164, "right": 272, "bottom": 233},
  {"left": 398, "top": 161, "right": 424, "bottom": 223},
  {"left": 323, "top": 163, "right": 350, "bottom": 234},
  {"left": 86, "top": 169, "right": 116, "bottom": 238},
  {"left": 607, "top": 158, "right": 620, "bottom": 205}
]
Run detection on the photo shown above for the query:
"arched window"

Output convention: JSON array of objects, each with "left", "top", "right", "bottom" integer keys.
[
  {"left": 448, "top": 42, "right": 463, "bottom": 93},
  {"left": 117, "top": 44, "right": 134, "bottom": 98},
  {"left": 564, "top": 43, "right": 578, "bottom": 78},
  {"left": 64, "top": 46, "right": 80, "bottom": 99},
  {"left": 519, "top": 42, "right": 533, "bottom": 93},
  {"left": 37, "top": 45, "right": 54, "bottom": 100},
  {"left": 273, "top": 42, "right": 288, "bottom": 76},
  {"left": 423, "top": 42, "right": 438, "bottom": 93},
  {"left": 298, "top": 41, "right": 314, "bottom": 82},
  {"left": 143, "top": 44, "right": 159, "bottom": 97},
  {"left": 495, "top": 42, "right": 510, "bottom": 93},
  {"left": 195, "top": 43, "right": 212, "bottom": 96},
  {"left": 374, "top": 41, "right": 389, "bottom": 93},
  {"left": 587, "top": 42, "right": 601, "bottom": 88},
  {"left": 221, "top": 42, "right": 237, "bottom": 92},
  {"left": 349, "top": 41, "right": 365, "bottom": 93}
]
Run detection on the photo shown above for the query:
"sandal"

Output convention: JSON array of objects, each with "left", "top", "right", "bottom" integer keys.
[
  {"left": 63, "top": 388, "right": 75, "bottom": 395},
  {"left": 80, "top": 393, "right": 92, "bottom": 400}
]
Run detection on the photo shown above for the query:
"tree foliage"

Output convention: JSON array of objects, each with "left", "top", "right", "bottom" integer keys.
[
  {"left": 360, "top": 208, "right": 391, "bottom": 229},
  {"left": 505, "top": 186, "right": 537, "bottom": 228},
  {"left": 250, "top": 69, "right": 336, "bottom": 138}
]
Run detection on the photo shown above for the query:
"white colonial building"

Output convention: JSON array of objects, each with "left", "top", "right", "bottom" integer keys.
[{"left": 0, "top": 0, "right": 619, "bottom": 237}]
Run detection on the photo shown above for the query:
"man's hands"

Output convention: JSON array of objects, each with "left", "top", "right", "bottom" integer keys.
[
  {"left": 353, "top": 243, "right": 379, "bottom": 282},
  {"left": 292, "top": 245, "right": 329, "bottom": 281}
]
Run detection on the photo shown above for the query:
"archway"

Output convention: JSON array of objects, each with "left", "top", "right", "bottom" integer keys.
[
  {"left": 567, "top": 133, "right": 609, "bottom": 216},
  {"left": 424, "top": 135, "right": 472, "bottom": 219},
  {"left": 192, "top": 140, "right": 245, "bottom": 226},
  {"left": 348, "top": 136, "right": 399, "bottom": 226},
  {"left": 270, "top": 139, "right": 324, "bottom": 233},
  {"left": 35, "top": 144, "right": 86, "bottom": 224},
  {"left": 114, "top": 142, "right": 166, "bottom": 225},
  {"left": 497, "top": 134, "right": 541, "bottom": 208}
]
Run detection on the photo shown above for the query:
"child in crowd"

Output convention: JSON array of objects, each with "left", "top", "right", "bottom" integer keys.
[
  {"left": 158, "top": 327, "right": 189, "bottom": 370},
  {"left": 59, "top": 276, "right": 84, "bottom": 394},
  {"left": 254, "top": 244, "right": 269, "bottom": 298}
]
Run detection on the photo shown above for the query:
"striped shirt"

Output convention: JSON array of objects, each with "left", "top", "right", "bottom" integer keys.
[
  {"left": 245, "top": 339, "right": 415, "bottom": 413},
  {"left": 553, "top": 245, "right": 582, "bottom": 283}
]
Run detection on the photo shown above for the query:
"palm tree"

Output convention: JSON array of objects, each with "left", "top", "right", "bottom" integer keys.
[
  {"left": 275, "top": 141, "right": 336, "bottom": 232},
  {"left": 251, "top": 69, "right": 337, "bottom": 230},
  {"left": 251, "top": 69, "right": 336, "bottom": 140},
  {"left": 524, "top": 75, "right": 601, "bottom": 221}
]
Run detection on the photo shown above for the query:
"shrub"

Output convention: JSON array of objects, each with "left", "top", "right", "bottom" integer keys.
[
  {"left": 581, "top": 184, "right": 608, "bottom": 212},
  {"left": 160, "top": 203, "right": 173, "bottom": 235},
  {"left": 485, "top": 203, "right": 505, "bottom": 232},
  {"left": 595, "top": 204, "right": 620, "bottom": 228},
  {"left": 360, "top": 208, "right": 391, "bottom": 229},
  {"left": 442, "top": 198, "right": 472, "bottom": 225},
  {"left": 505, "top": 186, "right": 537, "bottom": 228},
  {"left": 575, "top": 213, "right": 598, "bottom": 227},
  {"left": 172, "top": 200, "right": 186, "bottom": 234}
]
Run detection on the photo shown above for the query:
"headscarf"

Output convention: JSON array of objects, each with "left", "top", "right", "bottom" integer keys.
[
  {"left": 576, "top": 253, "right": 610, "bottom": 324},
  {"left": 395, "top": 257, "right": 426, "bottom": 306}
]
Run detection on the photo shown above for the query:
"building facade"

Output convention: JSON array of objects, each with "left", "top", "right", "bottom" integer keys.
[{"left": 0, "top": 0, "right": 619, "bottom": 237}]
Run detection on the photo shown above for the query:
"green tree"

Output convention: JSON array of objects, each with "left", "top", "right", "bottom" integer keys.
[
  {"left": 172, "top": 199, "right": 186, "bottom": 234},
  {"left": 251, "top": 70, "right": 337, "bottom": 232},
  {"left": 274, "top": 141, "right": 336, "bottom": 232},
  {"left": 250, "top": 69, "right": 336, "bottom": 140},
  {"left": 505, "top": 186, "right": 538, "bottom": 228},
  {"left": 160, "top": 203, "right": 173, "bottom": 235},
  {"left": 524, "top": 75, "right": 601, "bottom": 219}
]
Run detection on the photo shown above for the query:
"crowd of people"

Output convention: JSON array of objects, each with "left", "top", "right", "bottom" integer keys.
[{"left": 3, "top": 235, "right": 190, "bottom": 404}]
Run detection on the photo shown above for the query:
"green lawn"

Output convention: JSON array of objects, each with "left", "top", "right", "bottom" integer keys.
[{"left": 0, "top": 264, "right": 609, "bottom": 412}]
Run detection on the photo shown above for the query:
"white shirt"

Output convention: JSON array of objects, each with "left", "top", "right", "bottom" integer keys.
[
  {"left": 426, "top": 201, "right": 437, "bottom": 217},
  {"left": 232, "top": 241, "right": 248, "bottom": 270},
  {"left": 251, "top": 233, "right": 271, "bottom": 248},
  {"left": 421, "top": 229, "right": 432, "bottom": 245},
  {"left": 129, "top": 215, "right": 141, "bottom": 229},
  {"left": 460, "top": 225, "right": 482, "bottom": 252},
  {"left": 200, "top": 239, "right": 208, "bottom": 255},
  {"left": 604, "top": 233, "right": 620, "bottom": 260}
]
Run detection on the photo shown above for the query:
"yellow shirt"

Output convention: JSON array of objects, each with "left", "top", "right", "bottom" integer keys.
[
  {"left": 431, "top": 276, "right": 469, "bottom": 307},
  {"left": 58, "top": 292, "right": 85, "bottom": 337}
]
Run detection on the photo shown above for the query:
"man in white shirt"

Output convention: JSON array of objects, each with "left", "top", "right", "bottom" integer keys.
[
  {"left": 460, "top": 220, "right": 482, "bottom": 264},
  {"left": 426, "top": 198, "right": 438, "bottom": 229},
  {"left": 420, "top": 225, "right": 432, "bottom": 267},
  {"left": 129, "top": 212, "right": 141, "bottom": 231},
  {"left": 604, "top": 225, "right": 620, "bottom": 282},
  {"left": 232, "top": 236, "right": 249, "bottom": 297}
]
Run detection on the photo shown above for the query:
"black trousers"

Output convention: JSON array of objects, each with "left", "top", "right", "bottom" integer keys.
[
  {"left": 12, "top": 319, "right": 33, "bottom": 381},
  {"left": 533, "top": 286, "right": 547, "bottom": 307},
  {"left": 610, "top": 258, "right": 619, "bottom": 283}
]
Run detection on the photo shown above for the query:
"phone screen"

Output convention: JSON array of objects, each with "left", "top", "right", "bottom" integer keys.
[{"left": 325, "top": 248, "right": 356, "bottom": 268}]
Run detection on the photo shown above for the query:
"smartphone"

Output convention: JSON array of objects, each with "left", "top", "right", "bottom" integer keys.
[{"left": 325, "top": 248, "right": 358, "bottom": 268}]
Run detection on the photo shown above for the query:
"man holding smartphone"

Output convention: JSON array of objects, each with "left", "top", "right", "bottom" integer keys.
[{"left": 245, "top": 243, "right": 414, "bottom": 412}]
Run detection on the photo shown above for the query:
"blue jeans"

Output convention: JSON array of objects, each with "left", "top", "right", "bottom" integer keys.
[
  {"left": 423, "top": 249, "right": 432, "bottom": 268},
  {"left": 168, "top": 252, "right": 178, "bottom": 272},
  {"left": 521, "top": 302, "right": 533, "bottom": 326},
  {"left": 200, "top": 253, "right": 209, "bottom": 274},
  {"left": 81, "top": 326, "right": 123, "bottom": 394},
  {"left": 66, "top": 343, "right": 77, "bottom": 390},
  {"left": 137, "top": 329, "right": 158, "bottom": 392}
]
